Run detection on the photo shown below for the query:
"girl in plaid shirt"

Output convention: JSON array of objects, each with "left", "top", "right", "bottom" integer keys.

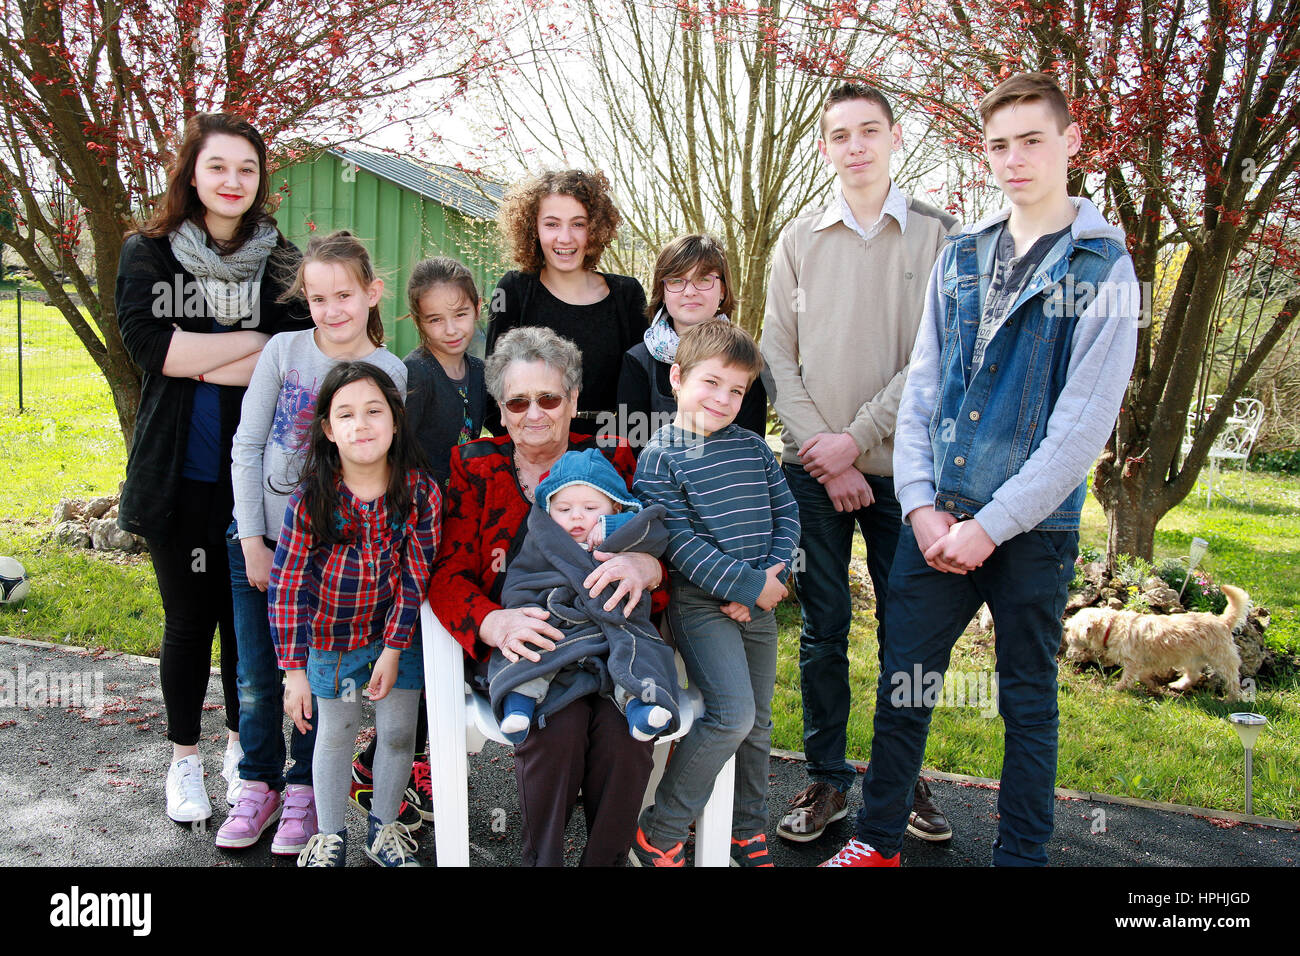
[{"left": 269, "top": 362, "right": 441, "bottom": 867}]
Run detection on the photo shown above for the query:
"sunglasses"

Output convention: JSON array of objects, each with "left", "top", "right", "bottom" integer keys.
[{"left": 502, "top": 393, "right": 565, "bottom": 414}]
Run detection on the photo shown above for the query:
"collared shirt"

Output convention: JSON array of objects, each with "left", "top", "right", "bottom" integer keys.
[
  {"left": 270, "top": 469, "right": 441, "bottom": 670},
  {"left": 817, "top": 180, "right": 909, "bottom": 240}
]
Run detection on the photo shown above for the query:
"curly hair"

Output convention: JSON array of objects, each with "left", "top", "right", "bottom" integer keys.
[{"left": 497, "top": 169, "right": 622, "bottom": 274}]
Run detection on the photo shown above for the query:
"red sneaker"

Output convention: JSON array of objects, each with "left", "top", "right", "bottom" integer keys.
[
  {"left": 819, "top": 838, "right": 900, "bottom": 867},
  {"left": 627, "top": 827, "right": 685, "bottom": 867}
]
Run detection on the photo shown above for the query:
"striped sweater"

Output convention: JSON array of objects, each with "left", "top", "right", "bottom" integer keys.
[{"left": 634, "top": 423, "right": 800, "bottom": 608}]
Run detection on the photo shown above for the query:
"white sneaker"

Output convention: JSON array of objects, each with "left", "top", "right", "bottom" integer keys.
[
  {"left": 221, "top": 739, "right": 245, "bottom": 806},
  {"left": 166, "top": 754, "right": 212, "bottom": 824}
]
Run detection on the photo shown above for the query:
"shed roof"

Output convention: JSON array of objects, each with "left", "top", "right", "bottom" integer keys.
[{"left": 330, "top": 147, "right": 506, "bottom": 220}]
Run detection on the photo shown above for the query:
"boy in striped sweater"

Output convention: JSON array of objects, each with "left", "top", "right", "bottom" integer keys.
[{"left": 630, "top": 321, "right": 801, "bottom": 867}]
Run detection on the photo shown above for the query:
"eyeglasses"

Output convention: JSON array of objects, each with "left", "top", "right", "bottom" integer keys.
[
  {"left": 502, "top": 393, "right": 565, "bottom": 414},
  {"left": 663, "top": 274, "right": 720, "bottom": 293}
]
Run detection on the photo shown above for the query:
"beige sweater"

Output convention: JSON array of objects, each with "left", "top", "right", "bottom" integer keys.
[{"left": 761, "top": 195, "right": 957, "bottom": 476}]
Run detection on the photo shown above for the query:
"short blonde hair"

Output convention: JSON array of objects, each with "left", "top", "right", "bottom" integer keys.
[{"left": 674, "top": 321, "right": 763, "bottom": 385}]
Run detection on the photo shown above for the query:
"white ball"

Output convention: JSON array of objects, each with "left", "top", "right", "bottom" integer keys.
[{"left": 0, "top": 556, "right": 30, "bottom": 605}]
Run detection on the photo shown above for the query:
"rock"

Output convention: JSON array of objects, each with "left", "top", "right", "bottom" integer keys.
[
  {"left": 1249, "top": 606, "right": 1270, "bottom": 632},
  {"left": 84, "top": 496, "right": 115, "bottom": 519},
  {"left": 53, "top": 520, "right": 92, "bottom": 549},
  {"left": 1083, "top": 561, "right": 1106, "bottom": 589},
  {"left": 51, "top": 499, "right": 84, "bottom": 523},
  {"left": 89, "top": 517, "right": 143, "bottom": 553},
  {"left": 1105, "top": 597, "right": 1125, "bottom": 610},
  {"left": 1064, "top": 585, "right": 1099, "bottom": 616},
  {"left": 1142, "top": 585, "right": 1182, "bottom": 614},
  {"left": 1234, "top": 619, "right": 1266, "bottom": 678},
  {"left": 1099, "top": 587, "right": 1118, "bottom": 602}
]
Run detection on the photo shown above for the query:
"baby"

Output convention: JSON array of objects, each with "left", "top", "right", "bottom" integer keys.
[{"left": 488, "top": 448, "right": 679, "bottom": 744}]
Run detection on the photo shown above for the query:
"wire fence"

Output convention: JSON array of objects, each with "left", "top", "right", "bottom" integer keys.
[{"left": 0, "top": 289, "right": 101, "bottom": 415}]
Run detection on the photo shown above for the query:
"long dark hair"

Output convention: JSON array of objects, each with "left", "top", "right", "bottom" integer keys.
[
  {"left": 280, "top": 230, "right": 385, "bottom": 348},
  {"left": 296, "top": 362, "right": 426, "bottom": 546},
  {"left": 137, "top": 113, "right": 276, "bottom": 252}
]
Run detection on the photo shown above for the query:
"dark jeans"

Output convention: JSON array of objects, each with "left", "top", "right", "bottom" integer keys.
[
  {"left": 514, "top": 693, "right": 653, "bottom": 866},
  {"left": 856, "top": 524, "right": 1078, "bottom": 865},
  {"left": 145, "top": 478, "right": 238, "bottom": 747},
  {"left": 227, "top": 526, "right": 314, "bottom": 788},
  {"left": 784, "top": 463, "right": 900, "bottom": 792}
]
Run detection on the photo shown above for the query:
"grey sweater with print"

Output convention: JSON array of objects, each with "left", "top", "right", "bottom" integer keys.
[{"left": 231, "top": 328, "right": 407, "bottom": 541}]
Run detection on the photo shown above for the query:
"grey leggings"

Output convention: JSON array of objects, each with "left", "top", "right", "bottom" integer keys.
[{"left": 314, "top": 688, "right": 422, "bottom": 834}]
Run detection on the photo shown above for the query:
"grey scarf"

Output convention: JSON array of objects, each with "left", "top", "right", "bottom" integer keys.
[{"left": 169, "top": 220, "right": 279, "bottom": 326}]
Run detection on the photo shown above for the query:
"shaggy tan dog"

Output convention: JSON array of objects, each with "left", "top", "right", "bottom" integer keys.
[{"left": 1063, "top": 585, "right": 1249, "bottom": 700}]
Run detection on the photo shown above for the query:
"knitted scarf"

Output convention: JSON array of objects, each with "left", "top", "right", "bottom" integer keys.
[{"left": 169, "top": 220, "right": 279, "bottom": 326}]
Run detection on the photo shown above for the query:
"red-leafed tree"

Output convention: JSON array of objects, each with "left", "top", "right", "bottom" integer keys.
[
  {"left": 0, "top": 0, "right": 517, "bottom": 442},
  {"left": 798, "top": 0, "right": 1300, "bottom": 564}
]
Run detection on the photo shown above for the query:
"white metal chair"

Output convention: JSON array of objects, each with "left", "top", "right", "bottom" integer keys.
[
  {"left": 1185, "top": 395, "right": 1265, "bottom": 505},
  {"left": 420, "top": 600, "right": 735, "bottom": 866}
]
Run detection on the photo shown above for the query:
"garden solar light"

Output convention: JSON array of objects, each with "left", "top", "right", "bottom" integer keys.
[
  {"left": 1179, "top": 537, "right": 1210, "bottom": 600},
  {"left": 1228, "top": 712, "right": 1267, "bottom": 815}
]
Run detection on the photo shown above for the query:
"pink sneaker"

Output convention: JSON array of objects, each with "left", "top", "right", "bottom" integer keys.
[
  {"left": 214, "top": 780, "right": 282, "bottom": 849},
  {"left": 271, "top": 784, "right": 318, "bottom": 856}
]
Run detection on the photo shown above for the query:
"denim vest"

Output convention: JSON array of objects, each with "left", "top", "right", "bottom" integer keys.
[{"left": 928, "top": 224, "right": 1127, "bottom": 529}]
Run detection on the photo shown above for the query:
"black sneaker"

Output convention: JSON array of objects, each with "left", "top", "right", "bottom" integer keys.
[
  {"left": 349, "top": 775, "right": 422, "bottom": 832},
  {"left": 406, "top": 755, "right": 433, "bottom": 822}
]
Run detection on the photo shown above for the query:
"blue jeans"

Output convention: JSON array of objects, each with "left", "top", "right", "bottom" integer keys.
[
  {"left": 228, "top": 526, "right": 314, "bottom": 788},
  {"left": 307, "top": 635, "right": 425, "bottom": 699},
  {"left": 783, "top": 463, "right": 900, "bottom": 792},
  {"left": 857, "top": 524, "right": 1078, "bottom": 865},
  {"left": 640, "top": 578, "right": 777, "bottom": 844}
]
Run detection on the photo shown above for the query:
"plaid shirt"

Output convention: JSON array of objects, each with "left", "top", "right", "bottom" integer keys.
[{"left": 270, "top": 469, "right": 442, "bottom": 670}]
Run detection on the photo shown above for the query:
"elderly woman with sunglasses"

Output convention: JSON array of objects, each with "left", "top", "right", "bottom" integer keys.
[{"left": 428, "top": 326, "right": 665, "bottom": 866}]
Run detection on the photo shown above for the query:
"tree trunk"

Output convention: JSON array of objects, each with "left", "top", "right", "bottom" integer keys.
[{"left": 1095, "top": 447, "right": 1165, "bottom": 567}]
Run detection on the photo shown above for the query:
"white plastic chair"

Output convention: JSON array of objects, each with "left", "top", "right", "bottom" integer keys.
[{"left": 420, "top": 600, "right": 735, "bottom": 866}]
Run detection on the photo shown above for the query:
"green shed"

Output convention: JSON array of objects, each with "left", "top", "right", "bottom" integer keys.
[{"left": 271, "top": 148, "right": 507, "bottom": 358}]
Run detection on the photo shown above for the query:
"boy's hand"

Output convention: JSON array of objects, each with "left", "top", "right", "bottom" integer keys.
[
  {"left": 755, "top": 562, "right": 788, "bottom": 611},
  {"left": 240, "top": 536, "right": 273, "bottom": 591},
  {"left": 923, "top": 519, "right": 995, "bottom": 574},
  {"left": 799, "top": 432, "right": 859, "bottom": 480},
  {"left": 583, "top": 522, "right": 607, "bottom": 551},
  {"left": 822, "top": 468, "right": 874, "bottom": 513},
  {"left": 284, "top": 669, "right": 313, "bottom": 734},
  {"left": 909, "top": 506, "right": 958, "bottom": 557},
  {"left": 367, "top": 646, "right": 401, "bottom": 701},
  {"left": 719, "top": 601, "right": 752, "bottom": 623}
]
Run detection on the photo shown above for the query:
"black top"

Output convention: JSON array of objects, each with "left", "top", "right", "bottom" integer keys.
[
  {"left": 484, "top": 269, "right": 647, "bottom": 436},
  {"left": 403, "top": 346, "right": 487, "bottom": 487},
  {"left": 617, "top": 341, "right": 769, "bottom": 452},
  {"left": 115, "top": 231, "right": 312, "bottom": 539}
]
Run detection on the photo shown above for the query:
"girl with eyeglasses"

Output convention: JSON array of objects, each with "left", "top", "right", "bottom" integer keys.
[{"left": 616, "top": 234, "right": 769, "bottom": 452}]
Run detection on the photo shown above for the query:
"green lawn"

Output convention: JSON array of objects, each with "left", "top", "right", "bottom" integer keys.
[{"left": 2, "top": 306, "right": 1297, "bottom": 818}]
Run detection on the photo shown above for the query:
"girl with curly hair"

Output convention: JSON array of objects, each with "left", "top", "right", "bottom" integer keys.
[{"left": 485, "top": 169, "right": 646, "bottom": 435}]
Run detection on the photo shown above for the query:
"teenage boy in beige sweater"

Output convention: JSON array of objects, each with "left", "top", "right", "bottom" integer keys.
[{"left": 761, "top": 83, "right": 958, "bottom": 846}]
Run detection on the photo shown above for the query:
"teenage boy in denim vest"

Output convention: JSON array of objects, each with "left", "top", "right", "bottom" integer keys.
[
  {"left": 762, "top": 83, "right": 958, "bottom": 845},
  {"left": 821, "top": 73, "right": 1139, "bottom": 867}
]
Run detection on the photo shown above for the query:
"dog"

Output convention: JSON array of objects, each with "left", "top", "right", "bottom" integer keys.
[{"left": 1063, "top": 585, "right": 1249, "bottom": 700}]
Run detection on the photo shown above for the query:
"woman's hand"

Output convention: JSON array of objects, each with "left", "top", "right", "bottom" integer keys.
[
  {"left": 368, "top": 647, "right": 401, "bottom": 701},
  {"left": 241, "top": 537, "right": 273, "bottom": 591},
  {"left": 584, "top": 550, "right": 663, "bottom": 618},
  {"left": 480, "top": 607, "right": 562, "bottom": 663},
  {"left": 284, "top": 669, "right": 313, "bottom": 734}
]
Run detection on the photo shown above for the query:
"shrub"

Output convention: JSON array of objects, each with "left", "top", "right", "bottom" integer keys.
[{"left": 1249, "top": 448, "right": 1300, "bottom": 475}]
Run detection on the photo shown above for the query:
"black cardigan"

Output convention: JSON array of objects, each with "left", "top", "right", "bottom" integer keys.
[{"left": 115, "top": 231, "right": 312, "bottom": 539}]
